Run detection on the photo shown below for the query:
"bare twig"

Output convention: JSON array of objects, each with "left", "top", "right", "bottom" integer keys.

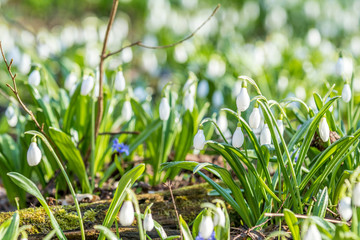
[
  {"left": 98, "top": 130, "right": 140, "bottom": 136},
  {"left": 264, "top": 213, "right": 350, "bottom": 226},
  {"left": 165, "top": 181, "right": 182, "bottom": 239},
  {"left": 104, "top": 4, "right": 221, "bottom": 59}
]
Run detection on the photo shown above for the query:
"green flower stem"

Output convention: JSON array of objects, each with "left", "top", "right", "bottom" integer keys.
[
  {"left": 129, "top": 190, "right": 145, "bottom": 240},
  {"left": 25, "top": 131, "right": 86, "bottom": 240},
  {"left": 90, "top": 97, "right": 96, "bottom": 191}
]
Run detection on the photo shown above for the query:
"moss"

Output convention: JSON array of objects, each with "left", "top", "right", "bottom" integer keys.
[
  {"left": 54, "top": 208, "right": 80, "bottom": 231},
  {"left": 84, "top": 209, "right": 97, "bottom": 222}
]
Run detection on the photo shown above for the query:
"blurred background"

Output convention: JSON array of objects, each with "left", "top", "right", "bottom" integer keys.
[{"left": 0, "top": 0, "right": 359, "bottom": 116}]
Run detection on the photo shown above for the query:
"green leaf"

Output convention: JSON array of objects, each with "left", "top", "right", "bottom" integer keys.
[
  {"left": 179, "top": 215, "right": 193, "bottom": 240},
  {"left": 94, "top": 225, "right": 118, "bottom": 240},
  {"left": 7, "top": 172, "right": 66, "bottom": 240},
  {"left": 48, "top": 127, "right": 90, "bottom": 193},
  {"left": 283, "top": 209, "right": 300, "bottom": 240},
  {"left": 313, "top": 187, "right": 329, "bottom": 218},
  {"left": 98, "top": 164, "right": 145, "bottom": 240},
  {"left": 2, "top": 212, "right": 19, "bottom": 240}
]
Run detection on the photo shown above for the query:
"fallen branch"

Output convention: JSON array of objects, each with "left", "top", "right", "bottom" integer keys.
[
  {"left": 98, "top": 131, "right": 140, "bottom": 136},
  {"left": 264, "top": 213, "right": 350, "bottom": 226}
]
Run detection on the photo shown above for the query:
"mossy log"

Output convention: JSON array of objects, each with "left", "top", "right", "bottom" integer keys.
[{"left": 0, "top": 183, "right": 225, "bottom": 239}]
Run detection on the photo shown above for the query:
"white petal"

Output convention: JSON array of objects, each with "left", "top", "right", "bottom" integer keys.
[
  {"left": 260, "top": 124, "right": 271, "bottom": 145},
  {"left": 114, "top": 71, "right": 126, "bottom": 91},
  {"left": 352, "top": 183, "right": 360, "bottom": 207},
  {"left": 143, "top": 213, "right": 154, "bottom": 232},
  {"left": 342, "top": 84, "right": 351, "bottom": 103},
  {"left": 319, "top": 118, "right": 330, "bottom": 142},
  {"left": 122, "top": 101, "right": 133, "bottom": 121},
  {"left": 159, "top": 98, "right": 170, "bottom": 121},
  {"left": 193, "top": 129, "right": 206, "bottom": 150},
  {"left": 249, "top": 108, "right": 261, "bottom": 129},
  {"left": 80, "top": 75, "right": 95, "bottom": 96},
  {"left": 213, "top": 207, "right": 225, "bottom": 227},
  {"left": 236, "top": 88, "right": 250, "bottom": 112},
  {"left": 232, "top": 127, "right": 244, "bottom": 148},
  {"left": 338, "top": 197, "right": 352, "bottom": 221},
  {"left": 28, "top": 70, "right": 41, "bottom": 87},
  {"left": 199, "top": 215, "right": 214, "bottom": 239},
  {"left": 65, "top": 73, "right": 77, "bottom": 91},
  {"left": 303, "top": 224, "right": 322, "bottom": 240},
  {"left": 119, "top": 201, "right": 135, "bottom": 226},
  {"left": 27, "top": 142, "right": 42, "bottom": 166},
  {"left": 184, "top": 93, "right": 194, "bottom": 112}
]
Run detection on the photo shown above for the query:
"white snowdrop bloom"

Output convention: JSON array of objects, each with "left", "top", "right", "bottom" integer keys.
[
  {"left": 199, "top": 214, "right": 214, "bottom": 239},
  {"left": 249, "top": 107, "right": 261, "bottom": 129},
  {"left": 27, "top": 139, "right": 42, "bottom": 166},
  {"left": 217, "top": 113, "right": 228, "bottom": 134},
  {"left": 325, "top": 97, "right": 333, "bottom": 112},
  {"left": 335, "top": 57, "right": 344, "bottom": 77},
  {"left": 80, "top": 75, "right": 95, "bottom": 96},
  {"left": 342, "top": 84, "right": 351, "bottom": 103},
  {"left": 236, "top": 87, "right": 250, "bottom": 112},
  {"left": 352, "top": 183, "right": 360, "bottom": 207},
  {"left": 93, "top": 83, "right": 99, "bottom": 98},
  {"left": 232, "top": 126, "right": 244, "bottom": 148},
  {"left": 183, "top": 74, "right": 197, "bottom": 97},
  {"left": 193, "top": 129, "right": 206, "bottom": 150},
  {"left": 5, "top": 105, "right": 17, "bottom": 127},
  {"left": 212, "top": 90, "right": 224, "bottom": 108},
  {"left": 306, "top": 28, "right": 321, "bottom": 47},
  {"left": 114, "top": 71, "right": 126, "bottom": 91},
  {"left": 19, "top": 53, "right": 31, "bottom": 75},
  {"left": 28, "top": 69, "right": 41, "bottom": 86},
  {"left": 70, "top": 128, "right": 79, "bottom": 144},
  {"left": 338, "top": 197, "right": 352, "bottom": 221},
  {"left": 303, "top": 224, "right": 322, "bottom": 240},
  {"left": 276, "top": 119, "right": 284, "bottom": 142},
  {"left": 342, "top": 57, "right": 353, "bottom": 81},
  {"left": 213, "top": 206, "right": 225, "bottom": 227},
  {"left": 159, "top": 97, "right": 170, "bottom": 121},
  {"left": 143, "top": 213, "right": 155, "bottom": 232},
  {"left": 119, "top": 200, "right": 135, "bottom": 226},
  {"left": 69, "top": 84, "right": 78, "bottom": 97},
  {"left": 260, "top": 124, "right": 271, "bottom": 145},
  {"left": 319, "top": 117, "right": 330, "bottom": 142},
  {"left": 122, "top": 101, "right": 133, "bottom": 121},
  {"left": 65, "top": 73, "right": 77, "bottom": 91},
  {"left": 197, "top": 80, "right": 209, "bottom": 98},
  {"left": 184, "top": 92, "right": 194, "bottom": 112}
]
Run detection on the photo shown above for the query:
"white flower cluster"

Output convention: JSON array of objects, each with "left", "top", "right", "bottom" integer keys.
[
  {"left": 337, "top": 183, "right": 360, "bottom": 222},
  {"left": 198, "top": 206, "right": 226, "bottom": 239}
]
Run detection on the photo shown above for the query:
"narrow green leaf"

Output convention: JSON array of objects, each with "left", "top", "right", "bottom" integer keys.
[{"left": 284, "top": 209, "right": 300, "bottom": 240}]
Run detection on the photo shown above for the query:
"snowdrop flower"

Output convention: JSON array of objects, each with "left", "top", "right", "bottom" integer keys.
[
  {"left": 159, "top": 97, "right": 170, "bottom": 121},
  {"left": 232, "top": 125, "right": 244, "bottom": 148},
  {"left": 319, "top": 117, "right": 329, "bottom": 142},
  {"left": 212, "top": 90, "right": 224, "bottom": 108},
  {"left": 303, "top": 224, "right": 321, "bottom": 240},
  {"left": 119, "top": 200, "right": 135, "bottom": 226},
  {"left": 183, "top": 72, "right": 197, "bottom": 97},
  {"left": 143, "top": 213, "right": 155, "bottom": 232},
  {"left": 27, "top": 137, "right": 42, "bottom": 166},
  {"left": 93, "top": 83, "right": 99, "bottom": 98},
  {"left": 249, "top": 105, "right": 261, "bottom": 129},
  {"left": 184, "top": 91, "right": 194, "bottom": 112},
  {"left": 193, "top": 127, "right": 206, "bottom": 150},
  {"left": 353, "top": 183, "right": 360, "bottom": 207},
  {"left": 5, "top": 105, "right": 18, "bottom": 127},
  {"left": 80, "top": 75, "right": 95, "bottom": 96},
  {"left": 276, "top": 115, "right": 284, "bottom": 142},
  {"left": 342, "top": 84, "right": 351, "bottom": 103},
  {"left": 122, "top": 100, "right": 133, "bottom": 121},
  {"left": 19, "top": 53, "right": 31, "bottom": 75},
  {"left": 338, "top": 197, "right": 352, "bottom": 221},
  {"left": 216, "top": 112, "right": 228, "bottom": 134},
  {"left": 65, "top": 73, "right": 77, "bottom": 91},
  {"left": 336, "top": 54, "right": 353, "bottom": 81},
  {"left": 197, "top": 80, "right": 209, "bottom": 98},
  {"left": 198, "top": 211, "right": 214, "bottom": 239},
  {"left": 213, "top": 206, "right": 225, "bottom": 227},
  {"left": 335, "top": 55, "right": 344, "bottom": 77},
  {"left": 236, "top": 82, "right": 250, "bottom": 112},
  {"left": 114, "top": 70, "right": 126, "bottom": 91},
  {"left": 326, "top": 97, "right": 333, "bottom": 112},
  {"left": 28, "top": 69, "right": 41, "bottom": 86},
  {"left": 260, "top": 124, "right": 271, "bottom": 145}
]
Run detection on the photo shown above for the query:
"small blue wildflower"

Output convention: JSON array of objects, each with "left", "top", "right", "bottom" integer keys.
[
  {"left": 112, "top": 139, "right": 130, "bottom": 156},
  {"left": 195, "top": 231, "right": 216, "bottom": 240}
]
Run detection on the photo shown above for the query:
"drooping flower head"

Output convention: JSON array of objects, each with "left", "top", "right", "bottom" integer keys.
[
  {"left": 232, "top": 123, "right": 244, "bottom": 148},
  {"left": 28, "top": 68, "right": 41, "bottom": 87},
  {"left": 27, "top": 136, "right": 42, "bottom": 166},
  {"left": 319, "top": 116, "right": 330, "bottom": 142},
  {"left": 143, "top": 211, "right": 155, "bottom": 232},
  {"left": 236, "top": 81, "right": 250, "bottom": 112},
  {"left": 338, "top": 197, "right": 352, "bottom": 221},
  {"left": 303, "top": 224, "right": 322, "bottom": 240},
  {"left": 198, "top": 210, "right": 214, "bottom": 240},
  {"left": 159, "top": 97, "right": 170, "bottom": 121},
  {"left": 119, "top": 195, "right": 135, "bottom": 226},
  {"left": 342, "top": 83, "right": 351, "bottom": 103},
  {"left": 194, "top": 126, "right": 206, "bottom": 151}
]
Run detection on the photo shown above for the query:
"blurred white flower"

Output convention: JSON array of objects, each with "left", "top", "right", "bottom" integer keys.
[
  {"left": 5, "top": 105, "right": 18, "bottom": 127},
  {"left": 338, "top": 197, "right": 352, "bottom": 221},
  {"left": 199, "top": 214, "right": 214, "bottom": 239},
  {"left": 119, "top": 200, "right": 135, "bottom": 226},
  {"left": 19, "top": 53, "right": 31, "bottom": 75},
  {"left": 193, "top": 129, "right": 206, "bottom": 150},
  {"left": 213, "top": 206, "right": 225, "bottom": 227},
  {"left": 28, "top": 69, "right": 41, "bottom": 87},
  {"left": 307, "top": 28, "right": 322, "bottom": 47},
  {"left": 232, "top": 126, "right": 244, "bottom": 148},
  {"left": 352, "top": 183, "right": 360, "bottom": 207},
  {"left": 143, "top": 213, "right": 154, "bottom": 232},
  {"left": 216, "top": 113, "right": 228, "bottom": 134},
  {"left": 114, "top": 71, "right": 126, "bottom": 91},
  {"left": 342, "top": 84, "right": 351, "bottom": 103},
  {"left": 319, "top": 117, "right": 330, "bottom": 142},
  {"left": 27, "top": 139, "right": 42, "bottom": 166},
  {"left": 303, "top": 224, "right": 321, "bottom": 240},
  {"left": 276, "top": 119, "right": 284, "bottom": 142},
  {"left": 197, "top": 80, "right": 209, "bottom": 98},
  {"left": 249, "top": 107, "right": 261, "bottom": 129},
  {"left": 65, "top": 73, "right": 77, "bottom": 91},
  {"left": 159, "top": 97, "right": 170, "bottom": 121},
  {"left": 80, "top": 75, "right": 95, "bottom": 96},
  {"left": 212, "top": 90, "right": 224, "bottom": 108},
  {"left": 184, "top": 92, "right": 194, "bottom": 112},
  {"left": 236, "top": 87, "right": 250, "bottom": 112},
  {"left": 122, "top": 100, "right": 133, "bottom": 121},
  {"left": 260, "top": 124, "right": 271, "bottom": 145}
]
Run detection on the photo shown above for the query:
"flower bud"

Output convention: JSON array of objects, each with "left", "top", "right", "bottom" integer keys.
[
  {"left": 249, "top": 107, "right": 261, "bottom": 129},
  {"left": 5, "top": 105, "right": 18, "bottom": 127},
  {"left": 65, "top": 73, "right": 77, "bottom": 91},
  {"left": 319, "top": 117, "right": 329, "bottom": 142},
  {"left": 236, "top": 87, "right": 250, "bottom": 112},
  {"left": 303, "top": 224, "right": 321, "bottom": 240},
  {"left": 213, "top": 207, "right": 225, "bottom": 227},
  {"left": 27, "top": 138, "right": 42, "bottom": 166},
  {"left": 335, "top": 56, "right": 344, "bottom": 77},
  {"left": 28, "top": 69, "right": 41, "bottom": 86},
  {"left": 352, "top": 183, "right": 360, "bottom": 207},
  {"left": 260, "top": 124, "right": 271, "bottom": 145},
  {"left": 342, "top": 84, "right": 351, "bottom": 103},
  {"left": 217, "top": 113, "right": 228, "bottom": 134},
  {"left": 232, "top": 126, "right": 244, "bottom": 148},
  {"left": 119, "top": 200, "right": 135, "bottom": 226},
  {"left": 199, "top": 213, "right": 214, "bottom": 239},
  {"left": 143, "top": 213, "right": 155, "bottom": 232},
  {"left": 122, "top": 100, "right": 133, "bottom": 121},
  {"left": 338, "top": 197, "right": 352, "bottom": 221},
  {"left": 184, "top": 92, "right": 194, "bottom": 112},
  {"left": 80, "top": 75, "right": 95, "bottom": 96},
  {"left": 159, "top": 97, "right": 170, "bottom": 121},
  {"left": 114, "top": 71, "right": 126, "bottom": 91},
  {"left": 193, "top": 129, "right": 206, "bottom": 150}
]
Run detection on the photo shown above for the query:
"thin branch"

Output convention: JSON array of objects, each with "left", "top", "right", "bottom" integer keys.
[
  {"left": 165, "top": 181, "right": 182, "bottom": 240},
  {"left": 104, "top": 4, "right": 221, "bottom": 59},
  {"left": 264, "top": 213, "right": 350, "bottom": 226},
  {"left": 98, "top": 131, "right": 140, "bottom": 136}
]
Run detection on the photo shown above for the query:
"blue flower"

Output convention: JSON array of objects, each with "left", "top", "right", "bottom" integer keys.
[
  {"left": 112, "top": 139, "right": 130, "bottom": 156},
  {"left": 195, "top": 231, "right": 216, "bottom": 240}
]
